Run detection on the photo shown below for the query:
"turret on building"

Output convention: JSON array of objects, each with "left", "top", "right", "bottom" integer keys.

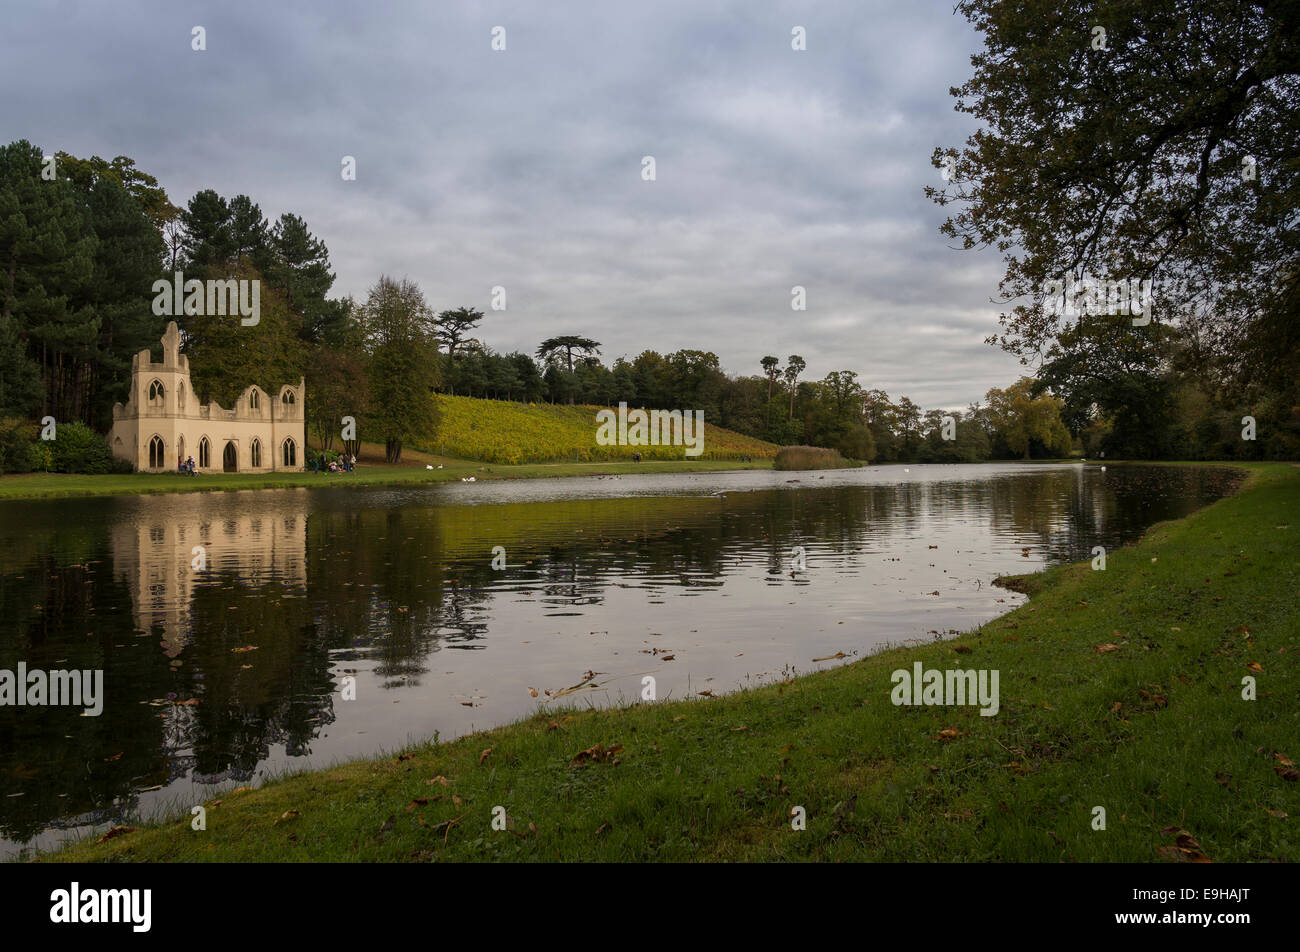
[{"left": 108, "top": 321, "right": 305, "bottom": 473}]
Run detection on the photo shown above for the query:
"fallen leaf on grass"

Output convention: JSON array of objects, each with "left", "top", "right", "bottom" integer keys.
[
  {"left": 426, "top": 775, "right": 449, "bottom": 786},
  {"left": 273, "top": 810, "right": 299, "bottom": 826},
  {"left": 97, "top": 825, "right": 137, "bottom": 844},
  {"left": 528, "top": 687, "right": 538, "bottom": 697},
  {"left": 104, "top": 752, "right": 123, "bottom": 762},
  {"left": 406, "top": 799, "right": 429, "bottom": 812},
  {"left": 1262, "top": 806, "right": 1289, "bottom": 819},
  {"left": 936, "top": 727, "right": 963, "bottom": 740},
  {"left": 812, "top": 651, "right": 848, "bottom": 662},
  {"left": 952, "top": 645, "right": 972, "bottom": 654},
  {"left": 478, "top": 748, "right": 492, "bottom": 765},
  {"left": 1246, "top": 662, "right": 1263, "bottom": 672},
  {"left": 231, "top": 645, "right": 258, "bottom": 653},
  {"left": 1274, "top": 752, "right": 1295, "bottom": 767},
  {"left": 1158, "top": 827, "right": 1212, "bottom": 862},
  {"left": 697, "top": 689, "right": 715, "bottom": 697},
  {"left": 1094, "top": 643, "right": 1121, "bottom": 653},
  {"left": 1275, "top": 766, "right": 1300, "bottom": 782},
  {"left": 396, "top": 753, "right": 414, "bottom": 762},
  {"left": 569, "top": 743, "right": 624, "bottom": 767}
]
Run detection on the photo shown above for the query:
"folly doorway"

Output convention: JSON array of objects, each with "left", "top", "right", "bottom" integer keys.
[{"left": 223, "top": 441, "right": 238, "bottom": 472}]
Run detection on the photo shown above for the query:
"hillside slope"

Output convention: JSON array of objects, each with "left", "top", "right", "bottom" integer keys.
[{"left": 423, "top": 395, "right": 778, "bottom": 464}]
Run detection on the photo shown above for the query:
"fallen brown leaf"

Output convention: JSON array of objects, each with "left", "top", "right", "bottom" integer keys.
[
  {"left": 569, "top": 743, "right": 625, "bottom": 767},
  {"left": 97, "top": 825, "right": 137, "bottom": 844}
]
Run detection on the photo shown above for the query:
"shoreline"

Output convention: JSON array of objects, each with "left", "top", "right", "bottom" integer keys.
[
  {"left": 31, "top": 461, "right": 1297, "bottom": 862},
  {"left": 0, "top": 454, "right": 774, "bottom": 502},
  {"left": 0, "top": 454, "right": 1240, "bottom": 503}
]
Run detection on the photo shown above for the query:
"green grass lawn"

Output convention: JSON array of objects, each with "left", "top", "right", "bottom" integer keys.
[
  {"left": 35, "top": 462, "right": 1298, "bottom": 862},
  {"left": 0, "top": 443, "right": 773, "bottom": 501}
]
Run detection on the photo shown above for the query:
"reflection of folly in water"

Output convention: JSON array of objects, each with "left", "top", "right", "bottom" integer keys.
[{"left": 109, "top": 491, "right": 309, "bottom": 656}]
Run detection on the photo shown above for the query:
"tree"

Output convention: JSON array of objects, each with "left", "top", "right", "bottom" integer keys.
[
  {"left": 179, "top": 189, "right": 234, "bottom": 272},
  {"left": 928, "top": 0, "right": 1300, "bottom": 390},
  {"left": 760, "top": 355, "right": 780, "bottom": 399},
  {"left": 76, "top": 171, "right": 168, "bottom": 427},
  {"left": 1037, "top": 314, "right": 1178, "bottom": 458},
  {"left": 0, "top": 312, "right": 40, "bottom": 416},
  {"left": 180, "top": 261, "right": 304, "bottom": 407},
  {"left": 0, "top": 140, "right": 98, "bottom": 423},
  {"left": 537, "top": 335, "right": 601, "bottom": 374},
  {"left": 985, "top": 378, "right": 1072, "bottom": 459},
  {"left": 55, "top": 152, "right": 173, "bottom": 230},
  {"left": 536, "top": 336, "right": 600, "bottom": 403},
  {"left": 227, "top": 195, "right": 270, "bottom": 268},
  {"left": 267, "top": 213, "right": 344, "bottom": 343},
  {"left": 307, "top": 339, "right": 370, "bottom": 453},
  {"left": 357, "top": 276, "right": 439, "bottom": 463},
  {"left": 783, "top": 355, "right": 806, "bottom": 419},
  {"left": 435, "top": 306, "right": 485, "bottom": 360}
]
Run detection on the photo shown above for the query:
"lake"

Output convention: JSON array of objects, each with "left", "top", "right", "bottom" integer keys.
[{"left": 0, "top": 462, "right": 1239, "bottom": 858}]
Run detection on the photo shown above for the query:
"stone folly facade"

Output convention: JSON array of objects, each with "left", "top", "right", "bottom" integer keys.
[{"left": 109, "top": 321, "right": 305, "bottom": 473}]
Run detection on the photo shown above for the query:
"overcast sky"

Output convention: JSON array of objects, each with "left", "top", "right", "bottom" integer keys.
[{"left": 4, "top": 0, "right": 1028, "bottom": 409}]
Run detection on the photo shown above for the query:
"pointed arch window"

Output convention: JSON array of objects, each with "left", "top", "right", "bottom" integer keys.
[
  {"left": 282, "top": 438, "right": 297, "bottom": 468},
  {"left": 250, "top": 390, "right": 259, "bottom": 410},
  {"left": 251, "top": 438, "right": 262, "bottom": 468},
  {"left": 148, "top": 379, "right": 165, "bottom": 409},
  {"left": 148, "top": 435, "right": 165, "bottom": 469},
  {"left": 199, "top": 437, "right": 211, "bottom": 468},
  {"left": 281, "top": 389, "right": 296, "bottom": 407}
]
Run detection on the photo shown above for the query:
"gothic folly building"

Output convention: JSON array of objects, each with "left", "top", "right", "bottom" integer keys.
[{"left": 109, "top": 321, "right": 305, "bottom": 473}]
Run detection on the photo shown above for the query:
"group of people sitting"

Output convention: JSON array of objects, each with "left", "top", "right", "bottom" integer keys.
[
  {"left": 177, "top": 456, "right": 198, "bottom": 476},
  {"left": 319, "top": 453, "right": 356, "bottom": 474}
]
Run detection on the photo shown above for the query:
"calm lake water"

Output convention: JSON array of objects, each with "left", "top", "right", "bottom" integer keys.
[{"left": 0, "top": 462, "right": 1239, "bottom": 858}]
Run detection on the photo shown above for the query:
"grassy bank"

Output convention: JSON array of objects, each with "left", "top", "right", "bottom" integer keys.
[
  {"left": 37, "top": 462, "right": 1297, "bottom": 862},
  {"left": 428, "top": 395, "right": 777, "bottom": 463},
  {"left": 0, "top": 444, "right": 772, "bottom": 502}
]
